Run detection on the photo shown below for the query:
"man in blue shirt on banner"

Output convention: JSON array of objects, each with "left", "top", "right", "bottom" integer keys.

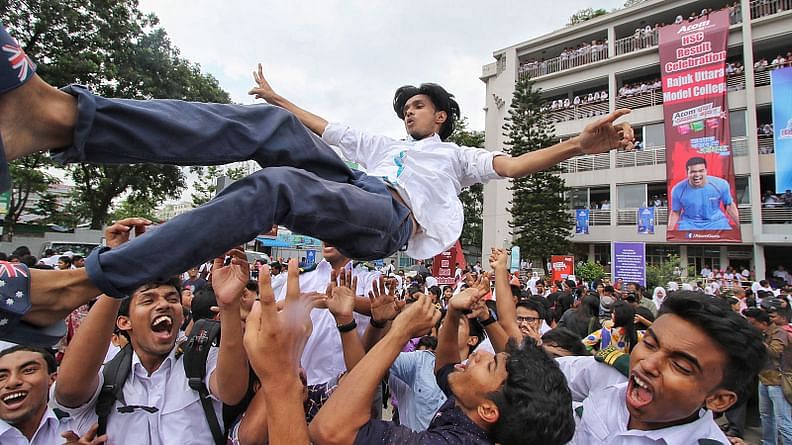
[{"left": 668, "top": 157, "right": 739, "bottom": 230}]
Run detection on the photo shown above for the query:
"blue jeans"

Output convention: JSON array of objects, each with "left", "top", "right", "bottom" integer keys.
[
  {"left": 759, "top": 382, "right": 792, "bottom": 445},
  {"left": 56, "top": 85, "right": 411, "bottom": 298}
]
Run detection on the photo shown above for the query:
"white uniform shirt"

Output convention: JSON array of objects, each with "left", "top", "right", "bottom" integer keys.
[
  {"left": 274, "top": 260, "right": 379, "bottom": 385},
  {"left": 50, "top": 347, "right": 221, "bottom": 445},
  {"left": 0, "top": 408, "right": 69, "bottom": 445},
  {"left": 556, "top": 356, "right": 729, "bottom": 444},
  {"left": 322, "top": 123, "right": 506, "bottom": 259}
]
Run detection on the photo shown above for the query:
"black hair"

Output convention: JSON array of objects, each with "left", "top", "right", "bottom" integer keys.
[
  {"left": 0, "top": 345, "right": 58, "bottom": 374},
  {"left": 428, "top": 285, "right": 441, "bottom": 298},
  {"left": 489, "top": 339, "right": 575, "bottom": 445},
  {"left": 191, "top": 287, "right": 219, "bottom": 322},
  {"left": 118, "top": 277, "right": 183, "bottom": 318},
  {"left": 416, "top": 335, "right": 438, "bottom": 350},
  {"left": 58, "top": 256, "right": 72, "bottom": 266},
  {"left": 686, "top": 156, "right": 707, "bottom": 168},
  {"left": 541, "top": 328, "right": 591, "bottom": 357},
  {"left": 517, "top": 299, "right": 546, "bottom": 322},
  {"left": 742, "top": 307, "right": 771, "bottom": 324},
  {"left": 575, "top": 295, "right": 600, "bottom": 321},
  {"left": 19, "top": 254, "right": 37, "bottom": 267},
  {"left": 661, "top": 292, "right": 767, "bottom": 399},
  {"left": 510, "top": 284, "right": 523, "bottom": 300},
  {"left": 467, "top": 318, "right": 486, "bottom": 355},
  {"left": 604, "top": 285, "right": 615, "bottom": 293},
  {"left": 11, "top": 246, "right": 31, "bottom": 257},
  {"left": 772, "top": 306, "right": 792, "bottom": 322},
  {"left": 245, "top": 280, "right": 258, "bottom": 293},
  {"left": 612, "top": 300, "right": 638, "bottom": 352},
  {"left": 393, "top": 83, "right": 460, "bottom": 140}
]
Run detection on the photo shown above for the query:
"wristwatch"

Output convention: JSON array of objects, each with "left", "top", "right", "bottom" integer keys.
[{"left": 337, "top": 319, "right": 357, "bottom": 333}]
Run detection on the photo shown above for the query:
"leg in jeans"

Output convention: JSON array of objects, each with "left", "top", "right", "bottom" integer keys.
[
  {"left": 86, "top": 167, "right": 412, "bottom": 298},
  {"left": 53, "top": 85, "right": 354, "bottom": 183},
  {"left": 768, "top": 384, "right": 792, "bottom": 445},
  {"left": 760, "top": 382, "right": 778, "bottom": 445}
]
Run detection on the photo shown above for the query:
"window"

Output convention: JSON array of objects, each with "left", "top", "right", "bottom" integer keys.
[
  {"left": 687, "top": 246, "right": 721, "bottom": 273},
  {"left": 644, "top": 123, "right": 665, "bottom": 148},
  {"left": 570, "top": 188, "right": 589, "bottom": 209},
  {"left": 735, "top": 176, "right": 750, "bottom": 205},
  {"left": 730, "top": 110, "right": 746, "bottom": 137},
  {"left": 595, "top": 244, "right": 611, "bottom": 266},
  {"left": 617, "top": 184, "right": 647, "bottom": 208},
  {"left": 646, "top": 245, "right": 680, "bottom": 266}
]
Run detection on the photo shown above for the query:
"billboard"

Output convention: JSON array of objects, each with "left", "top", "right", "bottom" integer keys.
[
  {"left": 575, "top": 209, "right": 590, "bottom": 235},
  {"left": 772, "top": 67, "right": 792, "bottom": 192},
  {"left": 612, "top": 242, "right": 646, "bottom": 287},
  {"left": 551, "top": 255, "right": 575, "bottom": 283},
  {"left": 431, "top": 241, "right": 466, "bottom": 285},
  {"left": 660, "top": 10, "right": 741, "bottom": 242}
]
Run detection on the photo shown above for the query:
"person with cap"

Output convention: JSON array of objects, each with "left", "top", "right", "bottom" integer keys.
[{"left": 0, "top": 22, "right": 633, "bottom": 348}]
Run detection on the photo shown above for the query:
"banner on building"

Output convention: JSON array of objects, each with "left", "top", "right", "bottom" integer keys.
[
  {"left": 510, "top": 246, "right": 521, "bottom": 272},
  {"left": 612, "top": 242, "right": 646, "bottom": 287},
  {"left": 660, "top": 10, "right": 741, "bottom": 242},
  {"left": 637, "top": 207, "right": 655, "bottom": 234},
  {"left": 431, "top": 241, "right": 466, "bottom": 285},
  {"left": 772, "top": 67, "right": 792, "bottom": 192},
  {"left": 551, "top": 255, "right": 575, "bottom": 283},
  {"left": 575, "top": 209, "right": 590, "bottom": 235}
]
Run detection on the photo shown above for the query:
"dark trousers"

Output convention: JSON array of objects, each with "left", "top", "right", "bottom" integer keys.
[{"left": 57, "top": 86, "right": 411, "bottom": 297}]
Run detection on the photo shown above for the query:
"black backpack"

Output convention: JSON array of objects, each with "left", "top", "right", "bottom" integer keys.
[{"left": 95, "top": 319, "right": 225, "bottom": 445}]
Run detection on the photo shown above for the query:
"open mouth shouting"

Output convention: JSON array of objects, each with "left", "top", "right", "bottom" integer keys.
[
  {"left": 150, "top": 314, "right": 175, "bottom": 340},
  {"left": 1, "top": 390, "right": 28, "bottom": 410},
  {"left": 627, "top": 372, "right": 654, "bottom": 410}
]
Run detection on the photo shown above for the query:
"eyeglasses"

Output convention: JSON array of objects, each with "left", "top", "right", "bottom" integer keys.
[{"left": 516, "top": 316, "right": 541, "bottom": 324}]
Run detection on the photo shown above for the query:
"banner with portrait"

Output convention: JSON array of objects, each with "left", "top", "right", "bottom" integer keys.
[
  {"left": 575, "top": 209, "right": 590, "bottom": 235},
  {"left": 637, "top": 207, "right": 655, "bottom": 234},
  {"left": 660, "top": 10, "right": 741, "bottom": 242},
  {"left": 772, "top": 67, "right": 792, "bottom": 191}
]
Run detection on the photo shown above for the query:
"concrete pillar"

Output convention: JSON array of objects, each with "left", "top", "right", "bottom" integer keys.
[
  {"left": 588, "top": 244, "right": 596, "bottom": 263},
  {"left": 680, "top": 245, "right": 689, "bottom": 278},
  {"left": 753, "top": 244, "right": 766, "bottom": 280},
  {"left": 720, "top": 246, "right": 729, "bottom": 270}
]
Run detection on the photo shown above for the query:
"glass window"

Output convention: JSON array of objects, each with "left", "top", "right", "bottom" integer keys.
[
  {"left": 646, "top": 245, "right": 680, "bottom": 266},
  {"left": 644, "top": 123, "right": 665, "bottom": 148},
  {"left": 735, "top": 176, "right": 750, "bottom": 205},
  {"left": 730, "top": 110, "right": 746, "bottom": 137},
  {"left": 595, "top": 244, "right": 611, "bottom": 266},
  {"left": 618, "top": 184, "right": 647, "bottom": 208},
  {"left": 687, "top": 246, "right": 721, "bottom": 273},
  {"left": 570, "top": 188, "right": 589, "bottom": 209}
]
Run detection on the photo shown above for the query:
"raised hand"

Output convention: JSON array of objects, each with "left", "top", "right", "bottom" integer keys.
[
  {"left": 448, "top": 286, "right": 484, "bottom": 313},
  {"left": 391, "top": 293, "right": 441, "bottom": 340},
  {"left": 211, "top": 247, "right": 249, "bottom": 308},
  {"left": 248, "top": 63, "right": 279, "bottom": 103},
  {"left": 326, "top": 268, "right": 357, "bottom": 323},
  {"left": 368, "top": 276, "right": 400, "bottom": 323},
  {"left": 105, "top": 217, "right": 151, "bottom": 249},
  {"left": 575, "top": 109, "right": 635, "bottom": 155},
  {"left": 489, "top": 248, "right": 509, "bottom": 271},
  {"left": 61, "top": 423, "right": 107, "bottom": 445}
]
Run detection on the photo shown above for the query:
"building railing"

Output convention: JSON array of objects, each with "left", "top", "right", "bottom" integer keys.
[
  {"left": 750, "top": 0, "right": 792, "bottom": 20},
  {"left": 616, "top": 205, "right": 752, "bottom": 226},
  {"left": 568, "top": 209, "right": 612, "bottom": 226},
  {"left": 732, "top": 137, "right": 748, "bottom": 157},
  {"left": 615, "top": 146, "right": 666, "bottom": 168},
  {"left": 614, "top": 29, "right": 659, "bottom": 56},
  {"left": 518, "top": 46, "right": 609, "bottom": 79},
  {"left": 615, "top": 89, "right": 663, "bottom": 110},
  {"left": 758, "top": 136, "right": 775, "bottom": 154},
  {"left": 559, "top": 152, "right": 611, "bottom": 173},
  {"left": 726, "top": 72, "right": 746, "bottom": 91},
  {"left": 761, "top": 207, "right": 792, "bottom": 223},
  {"left": 546, "top": 101, "right": 609, "bottom": 123}
]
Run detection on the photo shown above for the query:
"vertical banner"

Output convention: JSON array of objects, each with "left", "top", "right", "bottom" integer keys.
[
  {"left": 510, "top": 246, "right": 521, "bottom": 272},
  {"left": 305, "top": 249, "right": 316, "bottom": 266},
  {"left": 551, "top": 255, "right": 575, "bottom": 283},
  {"left": 772, "top": 67, "right": 792, "bottom": 191},
  {"left": 637, "top": 207, "right": 655, "bottom": 234},
  {"left": 612, "top": 242, "right": 646, "bottom": 287},
  {"left": 660, "top": 10, "right": 741, "bottom": 242},
  {"left": 432, "top": 241, "right": 466, "bottom": 285},
  {"left": 575, "top": 209, "right": 590, "bottom": 234}
]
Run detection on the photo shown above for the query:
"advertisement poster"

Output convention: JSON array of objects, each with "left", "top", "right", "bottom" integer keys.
[
  {"left": 551, "top": 255, "right": 575, "bottom": 283},
  {"left": 575, "top": 209, "right": 590, "bottom": 235},
  {"left": 772, "top": 67, "right": 792, "bottom": 191},
  {"left": 638, "top": 207, "right": 655, "bottom": 234},
  {"left": 431, "top": 241, "right": 466, "bottom": 285},
  {"left": 660, "top": 10, "right": 741, "bottom": 242},
  {"left": 612, "top": 242, "right": 646, "bottom": 286}
]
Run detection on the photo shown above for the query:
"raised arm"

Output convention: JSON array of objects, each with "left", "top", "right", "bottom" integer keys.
[
  {"left": 326, "top": 268, "right": 365, "bottom": 371},
  {"left": 56, "top": 218, "right": 148, "bottom": 407},
  {"left": 490, "top": 249, "right": 522, "bottom": 341},
  {"left": 249, "top": 64, "right": 328, "bottom": 136},
  {"left": 493, "top": 109, "right": 634, "bottom": 178},
  {"left": 310, "top": 293, "right": 439, "bottom": 445},
  {"left": 435, "top": 279, "right": 488, "bottom": 371},
  {"left": 209, "top": 248, "right": 251, "bottom": 405}
]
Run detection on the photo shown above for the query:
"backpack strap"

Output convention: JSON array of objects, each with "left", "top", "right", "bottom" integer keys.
[
  {"left": 698, "top": 440, "right": 725, "bottom": 445},
  {"left": 96, "top": 344, "right": 133, "bottom": 436},
  {"left": 183, "top": 319, "right": 225, "bottom": 445}
]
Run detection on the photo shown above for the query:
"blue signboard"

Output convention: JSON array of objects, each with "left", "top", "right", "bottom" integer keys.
[
  {"left": 772, "top": 67, "right": 792, "bottom": 191},
  {"left": 637, "top": 207, "right": 655, "bottom": 235},
  {"left": 305, "top": 250, "right": 316, "bottom": 266},
  {"left": 575, "top": 209, "right": 590, "bottom": 235},
  {"left": 612, "top": 242, "right": 646, "bottom": 287}
]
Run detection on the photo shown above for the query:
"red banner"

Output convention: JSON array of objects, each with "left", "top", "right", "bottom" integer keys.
[
  {"left": 551, "top": 255, "right": 575, "bottom": 283},
  {"left": 431, "top": 241, "right": 466, "bottom": 286},
  {"left": 660, "top": 10, "right": 741, "bottom": 242}
]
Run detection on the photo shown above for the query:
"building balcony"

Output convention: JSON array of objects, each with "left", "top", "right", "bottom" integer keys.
[
  {"left": 560, "top": 152, "right": 611, "bottom": 173},
  {"left": 615, "top": 146, "right": 666, "bottom": 168},
  {"left": 545, "top": 101, "right": 609, "bottom": 124},
  {"left": 518, "top": 47, "right": 610, "bottom": 79},
  {"left": 762, "top": 207, "right": 792, "bottom": 224},
  {"left": 750, "top": 0, "right": 792, "bottom": 20},
  {"left": 615, "top": 205, "right": 753, "bottom": 225},
  {"left": 614, "top": 29, "right": 659, "bottom": 57}
]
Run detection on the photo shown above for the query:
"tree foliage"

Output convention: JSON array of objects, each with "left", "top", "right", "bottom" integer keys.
[
  {"left": 577, "top": 261, "right": 606, "bottom": 283},
  {"left": 503, "top": 77, "right": 572, "bottom": 266},
  {"left": 568, "top": 8, "right": 608, "bottom": 25},
  {"left": 646, "top": 254, "right": 695, "bottom": 289},
  {"left": 446, "top": 118, "right": 485, "bottom": 256},
  {"left": 1, "top": 0, "right": 231, "bottom": 229},
  {"left": 190, "top": 165, "right": 248, "bottom": 207},
  {"left": 2, "top": 154, "right": 58, "bottom": 239}
]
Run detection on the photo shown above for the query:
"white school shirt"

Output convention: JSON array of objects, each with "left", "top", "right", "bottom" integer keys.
[
  {"left": 274, "top": 260, "right": 379, "bottom": 385},
  {"left": 0, "top": 408, "right": 70, "bottom": 445},
  {"left": 322, "top": 123, "right": 506, "bottom": 259},
  {"left": 556, "top": 356, "right": 729, "bottom": 445},
  {"left": 50, "top": 346, "right": 221, "bottom": 445}
]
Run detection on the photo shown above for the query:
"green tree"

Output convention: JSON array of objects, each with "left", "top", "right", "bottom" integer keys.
[
  {"left": 111, "top": 194, "right": 160, "bottom": 222},
  {"left": 503, "top": 77, "right": 572, "bottom": 267},
  {"left": 577, "top": 261, "right": 606, "bottom": 283},
  {"left": 2, "top": 0, "right": 231, "bottom": 228},
  {"left": 190, "top": 165, "right": 248, "bottom": 207},
  {"left": 646, "top": 254, "right": 695, "bottom": 289},
  {"left": 446, "top": 118, "right": 485, "bottom": 258},
  {"left": 568, "top": 8, "right": 608, "bottom": 25},
  {"left": 2, "top": 154, "right": 59, "bottom": 240}
]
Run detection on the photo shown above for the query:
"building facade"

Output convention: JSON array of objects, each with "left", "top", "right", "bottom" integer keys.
[{"left": 481, "top": 0, "right": 792, "bottom": 279}]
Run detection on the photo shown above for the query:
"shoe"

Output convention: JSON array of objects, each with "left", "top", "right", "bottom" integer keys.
[
  {"left": 0, "top": 22, "right": 36, "bottom": 94},
  {"left": 0, "top": 261, "right": 67, "bottom": 347}
]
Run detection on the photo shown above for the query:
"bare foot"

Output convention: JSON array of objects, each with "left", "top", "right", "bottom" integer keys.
[{"left": 0, "top": 75, "right": 78, "bottom": 161}]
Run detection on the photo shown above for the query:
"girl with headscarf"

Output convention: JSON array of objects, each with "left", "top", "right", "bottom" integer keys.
[{"left": 652, "top": 286, "right": 667, "bottom": 310}]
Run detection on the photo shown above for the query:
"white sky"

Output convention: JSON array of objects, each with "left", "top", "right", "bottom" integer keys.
[{"left": 137, "top": 0, "right": 625, "bottom": 137}]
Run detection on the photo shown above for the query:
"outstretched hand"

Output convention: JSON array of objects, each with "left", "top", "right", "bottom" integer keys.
[
  {"left": 575, "top": 109, "right": 635, "bottom": 155},
  {"left": 249, "top": 63, "right": 279, "bottom": 103},
  {"left": 211, "top": 248, "right": 249, "bottom": 308},
  {"left": 368, "top": 276, "right": 401, "bottom": 323},
  {"left": 105, "top": 217, "right": 151, "bottom": 249},
  {"left": 326, "top": 268, "right": 357, "bottom": 322}
]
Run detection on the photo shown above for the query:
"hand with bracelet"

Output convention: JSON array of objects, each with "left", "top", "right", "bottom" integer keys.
[{"left": 327, "top": 268, "right": 358, "bottom": 331}]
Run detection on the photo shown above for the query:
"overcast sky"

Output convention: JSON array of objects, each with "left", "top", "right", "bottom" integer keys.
[{"left": 137, "top": 0, "right": 625, "bottom": 138}]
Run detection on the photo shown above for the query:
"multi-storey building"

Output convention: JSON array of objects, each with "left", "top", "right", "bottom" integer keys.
[{"left": 481, "top": 0, "right": 791, "bottom": 278}]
